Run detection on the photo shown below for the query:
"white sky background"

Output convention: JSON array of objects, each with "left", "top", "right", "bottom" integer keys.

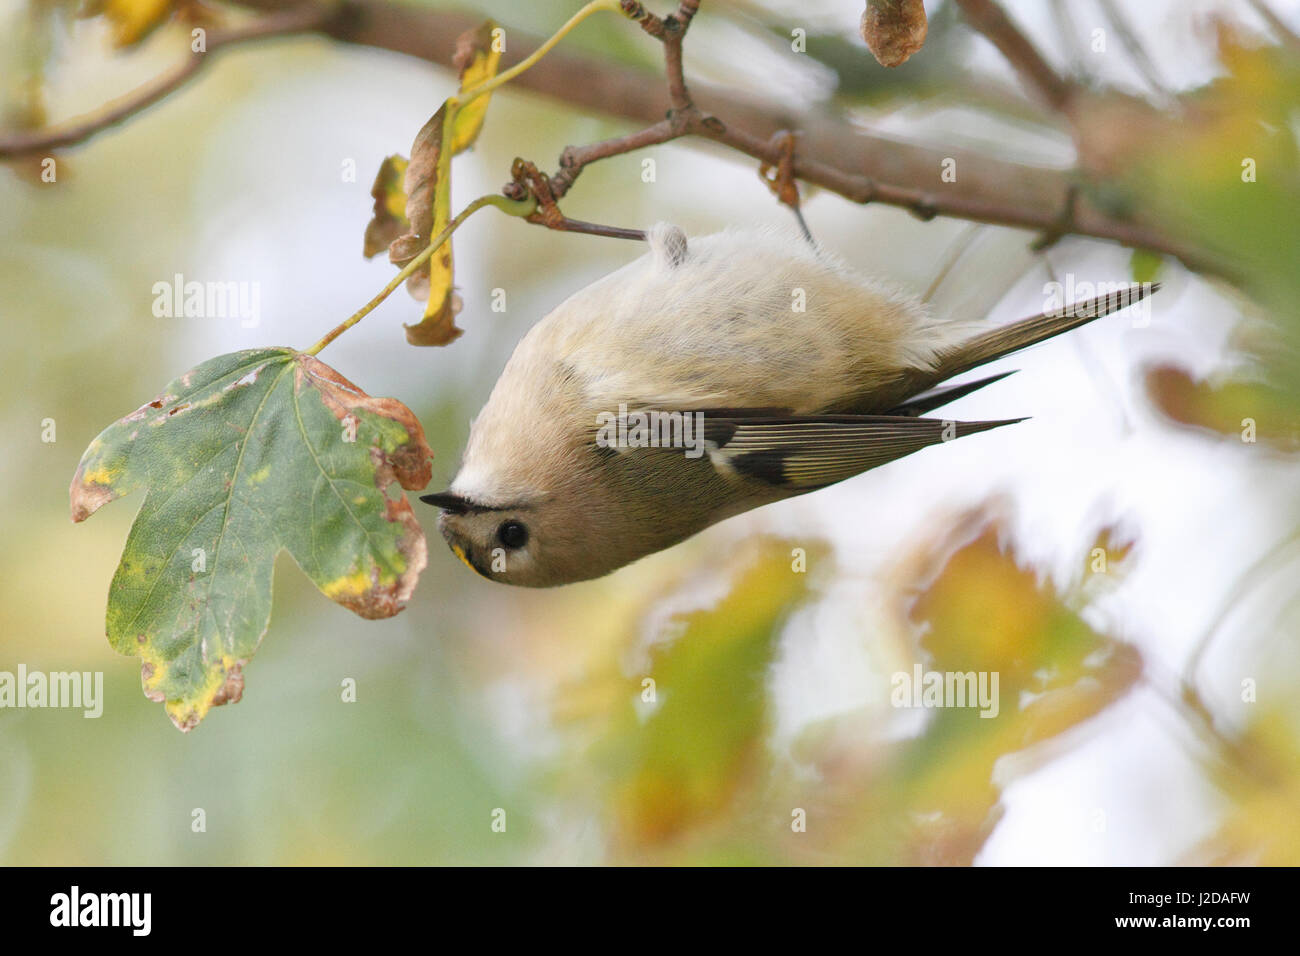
[{"left": 4, "top": 0, "right": 1299, "bottom": 864}]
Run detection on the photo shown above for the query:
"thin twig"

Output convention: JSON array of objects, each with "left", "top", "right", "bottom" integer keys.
[
  {"left": 0, "top": 4, "right": 334, "bottom": 158},
  {"left": 503, "top": 158, "right": 645, "bottom": 240},
  {"left": 529, "top": 90, "right": 1223, "bottom": 275},
  {"left": 507, "top": 0, "right": 708, "bottom": 242},
  {"left": 1182, "top": 526, "right": 1300, "bottom": 698},
  {"left": 921, "top": 222, "right": 983, "bottom": 304},
  {"left": 1246, "top": 0, "right": 1300, "bottom": 48},
  {"left": 1048, "top": 0, "right": 1085, "bottom": 79},
  {"left": 953, "top": 0, "right": 1076, "bottom": 111},
  {"left": 623, "top": 0, "right": 699, "bottom": 113},
  {"left": 304, "top": 192, "right": 535, "bottom": 354},
  {"left": 549, "top": 120, "right": 677, "bottom": 199},
  {"left": 1096, "top": 0, "right": 1174, "bottom": 101}
]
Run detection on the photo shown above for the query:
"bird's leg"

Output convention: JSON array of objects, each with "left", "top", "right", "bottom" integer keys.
[{"left": 759, "top": 130, "right": 814, "bottom": 246}]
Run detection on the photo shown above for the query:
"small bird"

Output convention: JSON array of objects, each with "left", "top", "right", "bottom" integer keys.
[{"left": 422, "top": 223, "right": 1156, "bottom": 586}]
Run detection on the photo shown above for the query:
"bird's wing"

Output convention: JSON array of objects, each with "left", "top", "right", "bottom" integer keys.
[
  {"left": 694, "top": 413, "right": 1024, "bottom": 491},
  {"left": 882, "top": 370, "right": 1017, "bottom": 416}
]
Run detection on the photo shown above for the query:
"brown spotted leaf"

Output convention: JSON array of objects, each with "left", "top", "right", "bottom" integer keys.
[{"left": 69, "top": 348, "right": 432, "bottom": 731}]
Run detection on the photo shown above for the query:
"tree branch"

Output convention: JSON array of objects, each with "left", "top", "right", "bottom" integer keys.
[
  {"left": 8, "top": 0, "right": 1228, "bottom": 277},
  {"left": 319, "top": 0, "right": 1219, "bottom": 271},
  {"left": 0, "top": 4, "right": 333, "bottom": 159}
]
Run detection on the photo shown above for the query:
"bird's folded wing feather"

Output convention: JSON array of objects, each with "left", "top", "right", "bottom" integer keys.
[{"left": 696, "top": 413, "right": 1025, "bottom": 490}]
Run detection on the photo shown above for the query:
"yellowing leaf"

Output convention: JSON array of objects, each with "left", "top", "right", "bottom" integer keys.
[
  {"left": 363, "top": 155, "right": 410, "bottom": 259},
  {"left": 70, "top": 349, "right": 433, "bottom": 731},
  {"left": 363, "top": 29, "right": 493, "bottom": 347},
  {"left": 782, "top": 509, "right": 1143, "bottom": 864},
  {"left": 1144, "top": 363, "right": 1300, "bottom": 449},
  {"left": 101, "top": 0, "right": 176, "bottom": 47},
  {"left": 406, "top": 249, "right": 461, "bottom": 346},
  {"left": 449, "top": 21, "right": 503, "bottom": 155},
  {"left": 1194, "top": 710, "right": 1300, "bottom": 865},
  {"left": 384, "top": 105, "right": 463, "bottom": 346},
  {"left": 887, "top": 516, "right": 1142, "bottom": 858}
]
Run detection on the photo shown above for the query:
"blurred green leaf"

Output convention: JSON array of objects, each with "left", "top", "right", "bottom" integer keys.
[
  {"left": 1130, "top": 247, "right": 1164, "bottom": 284},
  {"left": 596, "top": 540, "right": 819, "bottom": 856}
]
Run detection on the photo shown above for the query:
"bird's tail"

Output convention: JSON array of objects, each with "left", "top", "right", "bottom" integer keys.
[
  {"left": 932, "top": 283, "right": 1159, "bottom": 382},
  {"left": 877, "top": 282, "right": 1159, "bottom": 414}
]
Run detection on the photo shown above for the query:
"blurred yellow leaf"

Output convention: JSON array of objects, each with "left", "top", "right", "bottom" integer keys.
[
  {"left": 1193, "top": 710, "right": 1300, "bottom": 865},
  {"left": 1144, "top": 364, "right": 1300, "bottom": 450},
  {"left": 101, "top": 0, "right": 175, "bottom": 47},
  {"left": 789, "top": 509, "right": 1143, "bottom": 864}
]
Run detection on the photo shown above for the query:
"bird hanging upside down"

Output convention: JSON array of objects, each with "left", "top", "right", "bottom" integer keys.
[{"left": 422, "top": 223, "right": 1157, "bottom": 586}]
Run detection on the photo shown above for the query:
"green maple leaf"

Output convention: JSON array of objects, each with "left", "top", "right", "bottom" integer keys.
[{"left": 70, "top": 348, "right": 433, "bottom": 731}]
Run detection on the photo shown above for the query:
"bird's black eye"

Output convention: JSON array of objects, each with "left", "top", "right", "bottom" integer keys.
[{"left": 497, "top": 520, "right": 528, "bottom": 550}]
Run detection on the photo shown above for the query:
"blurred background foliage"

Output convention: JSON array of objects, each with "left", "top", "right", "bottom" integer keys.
[{"left": 1, "top": 0, "right": 1298, "bottom": 864}]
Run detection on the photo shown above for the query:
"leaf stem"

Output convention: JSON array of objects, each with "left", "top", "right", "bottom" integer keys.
[
  {"left": 454, "top": 0, "right": 627, "bottom": 110},
  {"left": 304, "top": 193, "right": 535, "bottom": 356}
]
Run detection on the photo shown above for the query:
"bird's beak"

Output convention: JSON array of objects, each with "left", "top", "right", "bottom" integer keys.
[
  {"left": 419, "top": 491, "right": 469, "bottom": 514},
  {"left": 449, "top": 543, "right": 478, "bottom": 574}
]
